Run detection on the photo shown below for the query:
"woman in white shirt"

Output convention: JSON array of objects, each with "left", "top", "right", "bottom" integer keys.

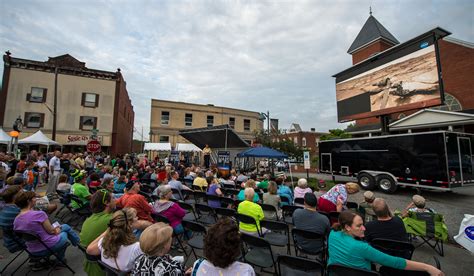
[{"left": 87, "top": 208, "right": 142, "bottom": 272}]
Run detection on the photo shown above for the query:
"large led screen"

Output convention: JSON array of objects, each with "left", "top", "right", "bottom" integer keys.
[{"left": 334, "top": 30, "right": 448, "bottom": 122}]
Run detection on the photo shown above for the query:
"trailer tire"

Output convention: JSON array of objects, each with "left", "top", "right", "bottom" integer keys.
[
  {"left": 357, "top": 173, "right": 376, "bottom": 190},
  {"left": 377, "top": 175, "right": 397, "bottom": 194}
]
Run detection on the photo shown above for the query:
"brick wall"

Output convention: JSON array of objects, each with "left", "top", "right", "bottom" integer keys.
[
  {"left": 352, "top": 40, "right": 394, "bottom": 64},
  {"left": 111, "top": 75, "right": 134, "bottom": 155}
]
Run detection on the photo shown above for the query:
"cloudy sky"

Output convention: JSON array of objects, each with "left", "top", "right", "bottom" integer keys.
[{"left": 1, "top": 0, "right": 472, "bottom": 139}]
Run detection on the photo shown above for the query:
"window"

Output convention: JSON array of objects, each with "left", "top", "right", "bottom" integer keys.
[
  {"left": 80, "top": 116, "right": 97, "bottom": 130},
  {"left": 185, "top": 113, "right": 193, "bottom": 127},
  {"left": 244, "top": 119, "right": 251, "bottom": 131},
  {"left": 161, "top": 111, "right": 170, "bottom": 125},
  {"left": 229, "top": 117, "right": 235, "bottom": 129},
  {"left": 27, "top": 87, "right": 47, "bottom": 103},
  {"left": 25, "top": 112, "right": 44, "bottom": 128},
  {"left": 302, "top": 137, "right": 307, "bottom": 147},
  {"left": 431, "top": 93, "right": 462, "bottom": 112},
  {"left": 159, "top": 136, "right": 169, "bottom": 142},
  {"left": 315, "top": 138, "right": 320, "bottom": 147},
  {"left": 81, "top": 93, "right": 99, "bottom": 108},
  {"left": 294, "top": 137, "right": 298, "bottom": 145},
  {"left": 207, "top": 115, "right": 214, "bottom": 127}
]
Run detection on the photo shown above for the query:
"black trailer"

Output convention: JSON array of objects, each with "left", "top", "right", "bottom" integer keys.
[{"left": 319, "top": 131, "right": 474, "bottom": 193}]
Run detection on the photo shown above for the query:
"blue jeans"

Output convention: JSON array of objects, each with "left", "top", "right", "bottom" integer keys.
[
  {"left": 174, "top": 224, "right": 192, "bottom": 239},
  {"left": 33, "top": 224, "right": 80, "bottom": 261}
]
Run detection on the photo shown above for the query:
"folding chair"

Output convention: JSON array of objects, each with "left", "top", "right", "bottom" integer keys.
[
  {"left": 318, "top": 211, "right": 331, "bottom": 222},
  {"left": 138, "top": 191, "right": 154, "bottom": 203},
  {"left": 220, "top": 197, "right": 237, "bottom": 209},
  {"left": 235, "top": 213, "right": 262, "bottom": 236},
  {"left": 259, "top": 203, "right": 279, "bottom": 221},
  {"left": 277, "top": 255, "right": 324, "bottom": 276},
  {"left": 182, "top": 220, "right": 207, "bottom": 262},
  {"left": 346, "top": 201, "right": 359, "bottom": 211},
  {"left": 97, "top": 259, "right": 128, "bottom": 276},
  {"left": 193, "top": 191, "right": 207, "bottom": 203},
  {"left": 69, "top": 194, "right": 92, "bottom": 227},
  {"left": 171, "top": 188, "right": 183, "bottom": 200},
  {"left": 183, "top": 178, "right": 194, "bottom": 188},
  {"left": 294, "top": 197, "right": 305, "bottom": 206},
  {"left": 192, "top": 184, "right": 204, "bottom": 192},
  {"left": 140, "top": 183, "right": 155, "bottom": 194},
  {"left": 180, "top": 189, "right": 195, "bottom": 204},
  {"left": 260, "top": 220, "right": 291, "bottom": 254},
  {"left": 194, "top": 203, "right": 217, "bottom": 225},
  {"left": 56, "top": 190, "right": 73, "bottom": 221},
  {"left": 151, "top": 214, "right": 187, "bottom": 253},
  {"left": 223, "top": 183, "right": 236, "bottom": 189},
  {"left": 241, "top": 233, "right": 278, "bottom": 275},
  {"left": 280, "top": 195, "right": 291, "bottom": 206},
  {"left": 177, "top": 201, "right": 198, "bottom": 221},
  {"left": 14, "top": 230, "right": 75, "bottom": 274},
  {"left": 370, "top": 238, "right": 415, "bottom": 259},
  {"left": 206, "top": 194, "right": 222, "bottom": 207},
  {"left": 215, "top": 207, "right": 236, "bottom": 220},
  {"left": 226, "top": 188, "right": 241, "bottom": 198},
  {"left": 329, "top": 211, "right": 340, "bottom": 225},
  {"left": 327, "top": 264, "right": 380, "bottom": 276},
  {"left": 0, "top": 228, "right": 28, "bottom": 275},
  {"left": 378, "top": 256, "right": 441, "bottom": 276},
  {"left": 292, "top": 229, "right": 326, "bottom": 263},
  {"left": 403, "top": 211, "right": 447, "bottom": 256},
  {"left": 281, "top": 205, "right": 303, "bottom": 225}
]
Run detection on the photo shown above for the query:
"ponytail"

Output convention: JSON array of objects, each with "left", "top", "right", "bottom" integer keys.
[{"left": 333, "top": 210, "right": 359, "bottom": 231}]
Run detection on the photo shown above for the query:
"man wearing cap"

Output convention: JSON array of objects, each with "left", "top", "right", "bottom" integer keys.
[
  {"left": 116, "top": 181, "right": 154, "bottom": 223},
  {"left": 292, "top": 193, "right": 330, "bottom": 252},
  {"left": 70, "top": 169, "right": 91, "bottom": 209},
  {"left": 359, "top": 191, "right": 376, "bottom": 222},
  {"left": 402, "top": 195, "right": 434, "bottom": 217},
  {"left": 365, "top": 198, "right": 408, "bottom": 242}
]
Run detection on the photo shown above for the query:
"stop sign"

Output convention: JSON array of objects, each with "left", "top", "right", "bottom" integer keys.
[{"left": 86, "top": 140, "right": 101, "bottom": 153}]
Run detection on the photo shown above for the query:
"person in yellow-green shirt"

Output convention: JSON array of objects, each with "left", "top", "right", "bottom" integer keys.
[
  {"left": 237, "top": 188, "right": 264, "bottom": 235},
  {"left": 70, "top": 169, "right": 91, "bottom": 209},
  {"left": 193, "top": 172, "right": 208, "bottom": 191}
]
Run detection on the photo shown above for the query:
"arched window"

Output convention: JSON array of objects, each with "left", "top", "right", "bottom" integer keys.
[
  {"left": 294, "top": 137, "right": 298, "bottom": 145},
  {"left": 431, "top": 93, "right": 462, "bottom": 112},
  {"left": 302, "top": 137, "right": 307, "bottom": 147}
]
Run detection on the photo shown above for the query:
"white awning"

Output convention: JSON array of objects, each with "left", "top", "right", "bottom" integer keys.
[
  {"left": 176, "top": 143, "right": 202, "bottom": 152},
  {"left": 18, "top": 130, "right": 60, "bottom": 146},
  {"left": 0, "top": 128, "right": 11, "bottom": 144},
  {"left": 144, "top": 142, "right": 171, "bottom": 151}
]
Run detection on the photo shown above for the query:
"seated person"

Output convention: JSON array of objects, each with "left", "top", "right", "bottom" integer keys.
[
  {"left": 262, "top": 181, "right": 281, "bottom": 220},
  {"left": 114, "top": 175, "right": 127, "bottom": 194},
  {"left": 293, "top": 193, "right": 330, "bottom": 252},
  {"left": 116, "top": 181, "right": 154, "bottom": 223},
  {"left": 193, "top": 172, "right": 208, "bottom": 191},
  {"left": 328, "top": 210, "right": 443, "bottom": 275},
  {"left": 237, "top": 188, "right": 264, "bottom": 235},
  {"left": 256, "top": 174, "right": 270, "bottom": 190},
  {"left": 206, "top": 176, "right": 223, "bottom": 208},
  {"left": 237, "top": 180, "right": 260, "bottom": 203},
  {"left": 402, "top": 195, "right": 434, "bottom": 217},
  {"left": 132, "top": 222, "right": 188, "bottom": 275},
  {"left": 294, "top": 178, "right": 313, "bottom": 200},
  {"left": 70, "top": 169, "right": 91, "bottom": 209},
  {"left": 359, "top": 191, "right": 376, "bottom": 222},
  {"left": 365, "top": 198, "right": 408, "bottom": 243},
  {"left": 0, "top": 186, "right": 24, "bottom": 253},
  {"left": 192, "top": 218, "right": 255, "bottom": 275},
  {"left": 57, "top": 174, "right": 71, "bottom": 193},
  {"left": 88, "top": 173, "right": 101, "bottom": 189},
  {"left": 165, "top": 171, "right": 192, "bottom": 200},
  {"left": 276, "top": 177, "right": 293, "bottom": 205},
  {"left": 153, "top": 185, "right": 187, "bottom": 235},
  {"left": 14, "top": 191, "right": 80, "bottom": 262},
  {"left": 87, "top": 208, "right": 142, "bottom": 273}
]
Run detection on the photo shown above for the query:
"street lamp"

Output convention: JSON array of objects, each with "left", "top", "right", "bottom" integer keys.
[{"left": 259, "top": 111, "right": 270, "bottom": 134}]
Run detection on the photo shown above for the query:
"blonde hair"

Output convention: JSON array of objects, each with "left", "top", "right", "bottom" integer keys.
[
  {"left": 297, "top": 178, "right": 308, "bottom": 188},
  {"left": 267, "top": 181, "right": 278, "bottom": 195},
  {"left": 102, "top": 208, "right": 137, "bottom": 260},
  {"left": 245, "top": 179, "right": 256, "bottom": 189},
  {"left": 345, "top": 182, "right": 360, "bottom": 194},
  {"left": 244, "top": 187, "right": 255, "bottom": 201},
  {"left": 139, "top": 222, "right": 173, "bottom": 256}
]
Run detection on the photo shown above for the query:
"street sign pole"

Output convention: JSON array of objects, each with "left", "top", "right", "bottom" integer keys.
[{"left": 303, "top": 151, "right": 310, "bottom": 179}]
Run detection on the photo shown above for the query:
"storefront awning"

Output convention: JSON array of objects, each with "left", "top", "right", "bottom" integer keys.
[
  {"left": 144, "top": 142, "right": 171, "bottom": 151},
  {"left": 176, "top": 143, "right": 202, "bottom": 152},
  {"left": 179, "top": 125, "right": 249, "bottom": 149}
]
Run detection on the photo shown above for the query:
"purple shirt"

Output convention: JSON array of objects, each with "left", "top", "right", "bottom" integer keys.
[
  {"left": 14, "top": 210, "right": 60, "bottom": 252},
  {"left": 206, "top": 184, "right": 220, "bottom": 208}
]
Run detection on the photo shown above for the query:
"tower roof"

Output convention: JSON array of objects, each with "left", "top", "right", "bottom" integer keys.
[{"left": 347, "top": 15, "right": 399, "bottom": 54}]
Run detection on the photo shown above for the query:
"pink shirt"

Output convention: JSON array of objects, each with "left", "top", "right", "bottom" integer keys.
[{"left": 294, "top": 187, "right": 313, "bottom": 199}]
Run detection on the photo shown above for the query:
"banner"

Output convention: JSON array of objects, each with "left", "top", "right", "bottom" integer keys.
[
  {"left": 217, "top": 151, "right": 231, "bottom": 177},
  {"left": 303, "top": 151, "right": 310, "bottom": 169}
]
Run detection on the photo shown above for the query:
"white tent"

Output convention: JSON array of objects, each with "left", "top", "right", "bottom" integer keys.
[
  {"left": 18, "top": 130, "right": 60, "bottom": 146},
  {"left": 0, "top": 128, "right": 11, "bottom": 144},
  {"left": 144, "top": 142, "right": 171, "bottom": 151},
  {"left": 176, "top": 143, "right": 202, "bottom": 152}
]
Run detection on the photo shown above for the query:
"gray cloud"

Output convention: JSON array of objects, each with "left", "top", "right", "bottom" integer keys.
[{"left": 1, "top": 0, "right": 472, "bottom": 139}]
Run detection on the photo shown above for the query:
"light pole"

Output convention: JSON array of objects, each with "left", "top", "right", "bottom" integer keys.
[{"left": 259, "top": 111, "right": 270, "bottom": 134}]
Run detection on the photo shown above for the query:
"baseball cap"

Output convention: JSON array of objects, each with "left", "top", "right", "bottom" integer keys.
[
  {"left": 304, "top": 192, "right": 318, "bottom": 207},
  {"left": 363, "top": 191, "right": 375, "bottom": 201},
  {"left": 69, "top": 169, "right": 83, "bottom": 181},
  {"left": 412, "top": 195, "right": 426, "bottom": 207}
]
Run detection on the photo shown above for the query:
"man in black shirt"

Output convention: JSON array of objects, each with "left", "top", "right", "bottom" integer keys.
[
  {"left": 364, "top": 198, "right": 408, "bottom": 242},
  {"left": 60, "top": 153, "right": 71, "bottom": 176}
]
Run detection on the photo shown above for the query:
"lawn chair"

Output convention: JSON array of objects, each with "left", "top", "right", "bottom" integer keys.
[
  {"left": 277, "top": 255, "right": 324, "bottom": 276},
  {"left": 403, "top": 211, "right": 447, "bottom": 256}
]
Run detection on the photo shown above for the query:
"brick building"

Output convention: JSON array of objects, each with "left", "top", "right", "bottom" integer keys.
[
  {"left": 342, "top": 15, "right": 474, "bottom": 136},
  {"left": 277, "top": 123, "right": 327, "bottom": 160},
  {"left": 0, "top": 52, "right": 134, "bottom": 155}
]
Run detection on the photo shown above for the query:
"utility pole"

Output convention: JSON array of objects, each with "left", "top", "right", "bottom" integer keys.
[{"left": 52, "top": 66, "right": 58, "bottom": 140}]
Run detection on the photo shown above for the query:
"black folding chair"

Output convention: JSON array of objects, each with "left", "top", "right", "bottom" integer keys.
[
  {"left": 294, "top": 197, "right": 305, "bottom": 206},
  {"left": 181, "top": 189, "right": 195, "bottom": 204},
  {"left": 14, "top": 230, "right": 75, "bottom": 274},
  {"left": 138, "top": 191, "right": 154, "bottom": 203},
  {"left": 192, "top": 185, "right": 204, "bottom": 192},
  {"left": 140, "top": 183, "right": 154, "bottom": 194},
  {"left": 346, "top": 201, "right": 359, "bottom": 210},
  {"left": 260, "top": 220, "right": 291, "bottom": 254},
  {"left": 0, "top": 228, "right": 28, "bottom": 275},
  {"left": 277, "top": 255, "right": 324, "bottom": 276},
  {"left": 318, "top": 211, "right": 331, "bottom": 222},
  {"left": 327, "top": 264, "right": 380, "bottom": 276},
  {"left": 235, "top": 213, "right": 262, "bottom": 236},
  {"left": 97, "top": 259, "right": 128, "bottom": 276},
  {"left": 282, "top": 205, "right": 303, "bottom": 225},
  {"left": 56, "top": 190, "right": 73, "bottom": 221},
  {"left": 151, "top": 214, "right": 186, "bottom": 253},
  {"left": 69, "top": 194, "right": 92, "bottom": 227},
  {"left": 280, "top": 195, "right": 290, "bottom": 205},
  {"left": 370, "top": 238, "right": 415, "bottom": 260},
  {"left": 260, "top": 203, "right": 280, "bottom": 221},
  {"left": 206, "top": 194, "right": 222, "bottom": 207},
  {"left": 182, "top": 220, "right": 207, "bottom": 263},
  {"left": 195, "top": 203, "right": 217, "bottom": 225},
  {"left": 241, "top": 233, "right": 278, "bottom": 275},
  {"left": 171, "top": 188, "right": 183, "bottom": 200},
  {"left": 215, "top": 207, "right": 237, "bottom": 220},
  {"left": 226, "top": 188, "right": 241, "bottom": 198},
  {"left": 292, "top": 228, "right": 326, "bottom": 263},
  {"left": 193, "top": 191, "right": 207, "bottom": 203},
  {"left": 329, "top": 211, "right": 340, "bottom": 225},
  {"left": 177, "top": 201, "right": 198, "bottom": 221},
  {"left": 220, "top": 197, "right": 237, "bottom": 209},
  {"left": 223, "top": 183, "right": 236, "bottom": 189},
  {"left": 183, "top": 178, "right": 194, "bottom": 188},
  {"left": 378, "top": 256, "right": 441, "bottom": 276}
]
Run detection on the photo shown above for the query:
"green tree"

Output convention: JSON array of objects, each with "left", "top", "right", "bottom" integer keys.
[
  {"left": 320, "top": 128, "right": 352, "bottom": 140},
  {"left": 253, "top": 129, "right": 304, "bottom": 160}
]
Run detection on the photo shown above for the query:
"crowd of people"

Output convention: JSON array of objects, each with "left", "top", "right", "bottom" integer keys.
[{"left": 0, "top": 150, "right": 444, "bottom": 275}]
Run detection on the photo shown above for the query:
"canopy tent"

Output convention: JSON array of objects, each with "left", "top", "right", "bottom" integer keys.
[
  {"left": 176, "top": 143, "right": 202, "bottom": 152},
  {"left": 179, "top": 125, "right": 249, "bottom": 149},
  {"left": 18, "top": 130, "right": 59, "bottom": 146},
  {"left": 237, "top": 146, "right": 288, "bottom": 159},
  {"left": 0, "top": 128, "right": 11, "bottom": 144},
  {"left": 144, "top": 142, "right": 171, "bottom": 151}
]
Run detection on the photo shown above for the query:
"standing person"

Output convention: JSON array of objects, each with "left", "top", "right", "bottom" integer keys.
[
  {"left": 75, "top": 153, "right": 85, "bottom": 170},
  {"left": 6, "top": 153, "right": 18, "bottom": 178},
  {"left": 85, "top": 154, "right": 95, "bottom": 174},
  {"left": 16, "top": 154, "right": 27, "bottom": 174},
  {"left": 60, "top": 153, "right": 71, "bottom": 176},
  {"left": 202, "top": 144, "right": 211, "bottom": 169},
  {"left": 328, "top": 211, "right": 443, "bottom": 276},
  {"left": 36, "top": 154, "right": 48, "bottom": 187},
  {"left": 47, "top": 151, "right": 62, "bottom": 194}
]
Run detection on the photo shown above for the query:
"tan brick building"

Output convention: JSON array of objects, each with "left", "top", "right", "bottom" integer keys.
[
  {"left": 150, "top": 99, "right": 263, "bottom": 148},
  {"left": 0, "top": 52, "right": 134, "bottom": 155}
]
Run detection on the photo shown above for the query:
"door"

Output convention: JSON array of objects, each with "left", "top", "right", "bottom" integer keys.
[
  {"left": 321, "top": 153, "right": 332, "bottom": 174},
  {"left": 457, "top": 137, "right": 473, "bottom": 185}
]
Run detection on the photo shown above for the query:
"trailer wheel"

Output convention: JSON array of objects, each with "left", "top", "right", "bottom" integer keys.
[
  {"left": 357, "top": 173, "right": 376, "bottom": 190},
  {"left": 378, "top": 175, "right": 397, "bottom": 194}
]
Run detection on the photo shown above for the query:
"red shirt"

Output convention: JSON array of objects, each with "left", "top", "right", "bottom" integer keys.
[
  {"left": 116, "top": 192, "right": 154, "bottom": 222},
  {"left": 157, "top": 171, "right": 167, "bottom": 182}
]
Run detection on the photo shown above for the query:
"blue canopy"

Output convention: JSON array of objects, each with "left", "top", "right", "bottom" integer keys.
[{"left": 237, "top": 146, "right": 288, "bottom": 159}]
